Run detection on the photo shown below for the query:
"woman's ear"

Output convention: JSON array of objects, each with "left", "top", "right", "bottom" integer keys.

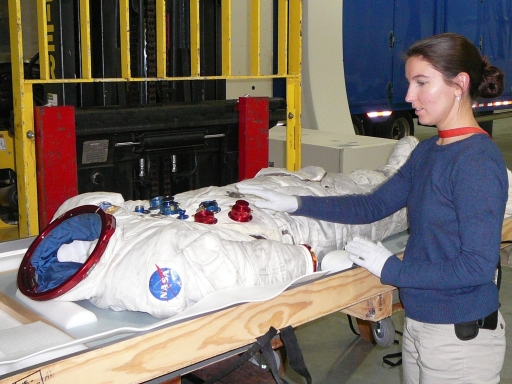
[{"left": 454, "top": 72, "right": 470, "bottom": 95}]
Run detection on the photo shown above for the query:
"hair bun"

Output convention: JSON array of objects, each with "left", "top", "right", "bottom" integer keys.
[
  {"left": 481, "top": 57, "right": 491, "bottom": 71},
  {"left": 478, "top": 58, "right": 505, "bottom": 98}
]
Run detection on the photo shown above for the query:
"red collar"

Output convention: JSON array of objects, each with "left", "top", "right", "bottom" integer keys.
[{"left": 438, "top": 127, "right": 491, "bottom": 139}]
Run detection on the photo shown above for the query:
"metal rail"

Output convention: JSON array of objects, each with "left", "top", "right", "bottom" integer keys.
[{"left": 8, "top": 0, "right": 303, "bottom": 238}]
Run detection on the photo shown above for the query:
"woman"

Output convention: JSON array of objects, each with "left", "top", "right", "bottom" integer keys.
[{"left": 237, "top": 33, "right": 508, "bottom": 383}]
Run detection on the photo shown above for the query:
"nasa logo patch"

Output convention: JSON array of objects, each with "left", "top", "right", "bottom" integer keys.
[{"left": 149, "top": 265, "right": 183, "bottom": 301}]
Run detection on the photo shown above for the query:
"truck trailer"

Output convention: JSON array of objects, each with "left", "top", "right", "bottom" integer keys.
[{"left": 342, "top": 0, "right": 512, "bottom": 138}]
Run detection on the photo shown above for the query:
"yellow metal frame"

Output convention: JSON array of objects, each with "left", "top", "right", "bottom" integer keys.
[
  {"left": 9, "top": 0, "right": 38, "bottom": 238},
  {"left": 7, "top": 0, "right": 302, "bottom": 238}
]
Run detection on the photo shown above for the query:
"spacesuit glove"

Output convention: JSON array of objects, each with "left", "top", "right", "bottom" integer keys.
[
  {"left": 235, "top": 184, "right": 298, "bottom": 213},
  {"left": 345, "top": 237, "right": 393, "bottom": 278}
]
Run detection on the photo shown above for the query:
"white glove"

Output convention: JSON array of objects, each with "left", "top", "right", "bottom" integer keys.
[
  {"left": 235, "top": 184, "right": 298, "bottom": 212},
  {"left": 345, "top": 237, "right": 393, "bottom": 278}
]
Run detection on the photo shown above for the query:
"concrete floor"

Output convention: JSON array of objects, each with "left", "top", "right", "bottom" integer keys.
[{"left": 284, "top": 118, "right": 512, "bottom": 384}]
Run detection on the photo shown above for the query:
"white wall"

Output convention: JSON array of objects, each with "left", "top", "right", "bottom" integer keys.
[{"left": 301, "top": 1, "right": 353, "bottom": 133}]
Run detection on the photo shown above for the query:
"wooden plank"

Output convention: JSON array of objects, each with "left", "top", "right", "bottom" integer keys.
[
  {"left": 342, "top": 291, "right": 393, "bottom": 343},
  {"left": 341, "top": 291, "right": 393, "bottom": 321},
  {"left": 392, "top": 301, "right": 404, "bottom": 312},
  {"left": 0, "top": 267, "right": 393, "bottom": 384},
  {"left": 354, "top": 318, "right": 374, "bottom": 343},
  {"left": 159, "top": 378, "right": 181, "bottom": 384}
]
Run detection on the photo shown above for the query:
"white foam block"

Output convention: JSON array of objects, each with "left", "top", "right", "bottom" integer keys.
[
  {"left": 0, "top": 237, "right": 33, "bottom": 273},
  {"left": 0, "top": 250, "right": 26, "bottom": 273},
  {"left": 320, "top": 249, "right": 354, "bottom": 274},
  {"left": 0, "top": 308, "right": 23, "bottom": 331},
  {"left": 0, "top": 321, "right": 88, "bottom": 375},
  {"left": 15, "top": 290, "right": 97, "bottom": 329}
]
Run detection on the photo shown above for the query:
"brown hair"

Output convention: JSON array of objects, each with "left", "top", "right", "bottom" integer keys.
[{"left": 404, "top": 33, "right": 504, "bottom": 100}]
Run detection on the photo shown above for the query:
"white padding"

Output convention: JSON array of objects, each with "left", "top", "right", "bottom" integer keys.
[
  {"left": 15, "top": 290, "right": 97, "bottom": 329},
  {"left": 0, "top": 249, "right": 28, "bottom": 274},
  {"left": 0, "top": 309, "right": 22, "bottom": 331},
  {"left": 320, "top": 250, "right": 354, "bottom": 274},
  {"left": 57, "top": 239, "right": 96, "bottom": 263},
  {"left": 0, "top": 321, "right": 87, "bottom": 375}
]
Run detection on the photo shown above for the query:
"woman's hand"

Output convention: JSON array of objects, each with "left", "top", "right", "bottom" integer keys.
[
  {"left": 345, "top": 237, "right": 394, "bottom": 278},
  {"left": 235, "top": 184, "right": 299, "bottom": 213}
]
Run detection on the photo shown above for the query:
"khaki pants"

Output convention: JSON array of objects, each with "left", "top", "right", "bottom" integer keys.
[{"left": 402, "top": 312, "right": 506, "bottom": 384}]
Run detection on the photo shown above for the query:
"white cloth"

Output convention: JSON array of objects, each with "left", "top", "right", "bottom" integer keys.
[{"left": 57, "top": 240, "right": 96, "bottom": 263}]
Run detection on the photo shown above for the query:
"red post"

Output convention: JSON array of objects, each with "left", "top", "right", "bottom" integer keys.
[
  {"left": 34, "top": 106, "right": 78, "bottom": 229},
  {"left": 237, "top": 96, "right": 270, "bottom": 180}
]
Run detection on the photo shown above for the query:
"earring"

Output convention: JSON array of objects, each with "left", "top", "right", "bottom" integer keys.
[{"left": 456, "top": 95, "right": 461, "bottom": 102}]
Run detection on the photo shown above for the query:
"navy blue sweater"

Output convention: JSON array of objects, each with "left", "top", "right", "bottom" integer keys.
[{"left": 294, "top": 135, "right": 508, "bottom": 324}]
